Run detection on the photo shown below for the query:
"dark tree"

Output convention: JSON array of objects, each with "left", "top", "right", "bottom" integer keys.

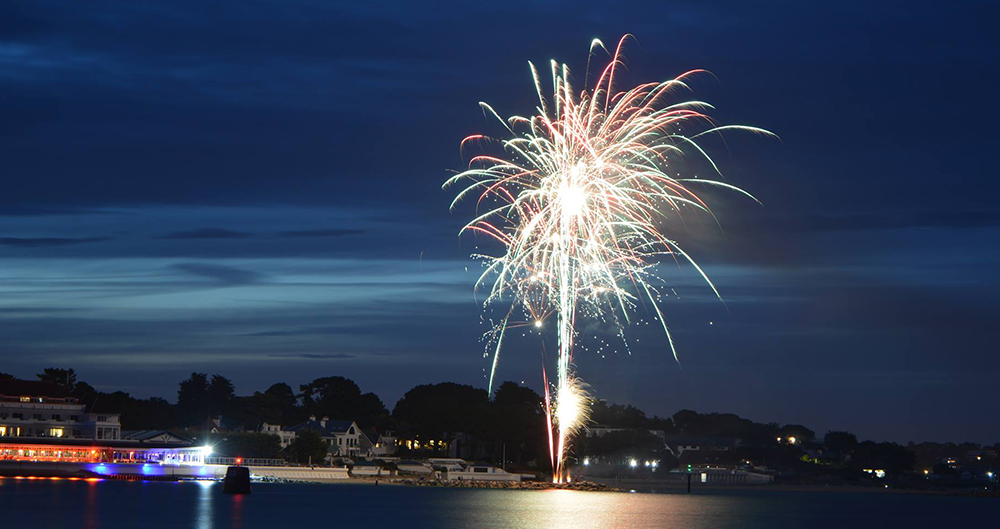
[
  {"left": 824, "top": 431, "right": 859, "bottom": 455},
  {"left": 779, "top": 424, "right": 816, "bottom": 444},
  {"left": 217, "top": 433, "right": 283, "bottom": 459},
  {"left": 263, "top": 382, "right": 298, "bottom": 422},
  {"left": 207, "top": 374, "right": 235, "bottom": 416},
  {"left": 393, "top": 382, "right": 491, "bottom": 441},
  {"left": 0, "top": 372, "right": 14, "bottom": 380},
  {"left": 37, "top": 367, "right": 77, "bottom": 390},
  {"left": 288, "top": 429, "right": 329, "bottom": 465},
  {"left": 852, "top": 441, "right": 916, "bottom": 476},
  {"left": 177, "top": 373, "right": 210, "bottom": 425},
  {"left": 71, "top": 381, "right": 98, "bottom": 403},
  {"left": 671, "top": 409, "right": 756, "bottom": 437},
  {"left": 231, "top": 383, "right": 302, "bottom": 429},
  {"left": 493, "top": 382, "right": 546, "bottom": 465},
  {"left": 579, "top": 429, "right": 664, "bottom": 459},
  {"left": 299, "top": 376, "right": 388, "bottom": 428},
  {"left": 590, "top": 401, "right": 650, "bottom": 428}
]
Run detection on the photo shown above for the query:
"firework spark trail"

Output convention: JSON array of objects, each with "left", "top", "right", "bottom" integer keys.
[{"left": 445, "top": 35, "right": 773, "bottom": 482}]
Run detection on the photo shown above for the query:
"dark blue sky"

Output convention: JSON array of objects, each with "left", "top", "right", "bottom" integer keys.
[{"left": 1, "top": 1, "right": 997, "bottom": 443}]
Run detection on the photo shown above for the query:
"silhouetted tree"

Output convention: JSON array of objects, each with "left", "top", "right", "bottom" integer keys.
[
  {"left": 177, "top": 373, "right": 210, "bottom": 426},
  {"left": 37, "top": 367, "right": 77, "bottom": 390},
  {"left": 824, "top": 431, "right": 859, "bottom": 455},
  {"left": 672, "top": 409, "right": 756, "bottom": 437},
  {"left": 230, "top": 383, "right": 302, "bottom": 430},
  {"left": 852, "top": 441, "right": 915, "bottom": 476},
  {"left": 217, "top": 433, "right": 283, "bottom": 459},
  {"left": 207, "top": 374, "right": 235, "bottom": 417},
  {"left": 590, "top": 401, "right": 650, "bottom": 428},
  {"left": 288, "top": 429, "right": 329, "bottom": 464},
  {"left": 779, "top": 424, "right": 816, "bottom": 444},
  {"left": 493, "top": 382, "right": 546, "bottom": 465},
  {"left": 579, "top": 429, "right": 664, "bottom": 460},
  {"left": 393, "top": 382, "right": 490, "bottom": 442},
  {"left": 299, "top": 376, "right": 388, "bottom": 428},
  {"left": 263, "top": 383, "right": 298, "bottom": 423}
]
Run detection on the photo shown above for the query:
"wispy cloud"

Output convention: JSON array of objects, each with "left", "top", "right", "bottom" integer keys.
[
  {"left": 268, "top": 352, "right": 357, "bottom": 359},
  {"left": 157, "top": 228, "right": 254, "bottom": 240},
  {"left": 0, "top": 236, "right": 111, "bottom": 247},
  {"left": 275, "top": 229, "right": 365, "bottom": 238},
  {"left": 171, "top": 262, "right": 264, "bottom": 285}
]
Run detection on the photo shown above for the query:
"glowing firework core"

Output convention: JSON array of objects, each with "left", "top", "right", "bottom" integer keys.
[{"left": 446, "top": 35, "right": 771, "bottom": 483}]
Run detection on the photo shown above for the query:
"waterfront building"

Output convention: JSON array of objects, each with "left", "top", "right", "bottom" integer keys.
[
  {"left": 0, "top": 380, "right": 121, "bottom": 441},
  {"left": 396, "top": 460, "right": 434, "bottom": 475},
  {"left": 663, "top": 436, "right": 739, "bottom": 458},
  {"left": 285, "top": 417, "right": 368, "bottom": 458},
  {"left": 446, "top": 462, "right": 522, "bottom": 482},
  {"left": 363, "top": 428, "right": 398, "bottom": 457},
  {"left": 121, "top": 430, "right": 194, "bottom": 445},
  {"left": 260, "top": 422, "right": 297, "bottom": 448},
  {"left": 583, "top": 425, "right": 667, "bottom": 441}
]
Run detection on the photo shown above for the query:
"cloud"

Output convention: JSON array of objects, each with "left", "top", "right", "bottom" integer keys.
[
  {"left": 268, "top": 352, "right": 357, "bottom": 359},
  {"left": 157, "top": 228, "right": 254, "bottom": 239},
  {"left": 766, "top": 210, "right": 1000, "bottom": 234},
  {"left": 0, "top": 236, "right": 111, "bottom": 247},
  {"left": 0, "top": 205, "right": 114, "bottom": 217},
  {"left": 275, "top": 229, "right": 365, "bottom": 238},
  {"left": 171, "top": 262, "right": 264, "bottom": 285}
]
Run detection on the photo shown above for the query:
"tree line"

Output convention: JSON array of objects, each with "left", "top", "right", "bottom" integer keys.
[{"left": 9, "top": 368, "right": 997, "bottom": 475}]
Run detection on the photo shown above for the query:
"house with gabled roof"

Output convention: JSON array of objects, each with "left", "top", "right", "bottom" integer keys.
[
  {"left": 286, "top": 416, "right": 368, "bottom": 458},
  {"left": 121, "top": 430, "right": 194, "bottom": 445}
]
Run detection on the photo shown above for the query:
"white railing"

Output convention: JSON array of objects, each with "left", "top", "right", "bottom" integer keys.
[{"left": 205, "top": 456, "right": 289, "bottom": 467}]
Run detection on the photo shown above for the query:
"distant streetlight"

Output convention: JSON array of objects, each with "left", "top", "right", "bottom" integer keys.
[{"left": 629, "top": 459, "right": 637, "bottom": 468}]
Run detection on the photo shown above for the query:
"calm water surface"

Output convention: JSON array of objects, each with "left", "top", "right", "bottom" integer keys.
[{"left": 0, "top": 479, "right": 992, "bottom": 528}]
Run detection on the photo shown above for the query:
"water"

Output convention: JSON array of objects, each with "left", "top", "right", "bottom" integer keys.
[{"left": 0, "top": 479, "right": 993, "bottom": 528}]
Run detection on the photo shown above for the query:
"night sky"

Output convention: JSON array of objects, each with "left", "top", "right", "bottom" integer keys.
[{"left": 2, "top": 1, "right": 997, "bottom": 444}]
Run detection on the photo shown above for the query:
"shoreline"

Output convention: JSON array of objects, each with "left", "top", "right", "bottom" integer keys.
[{"left": 288, "top": 475, "right": 999, "bottom": 498}]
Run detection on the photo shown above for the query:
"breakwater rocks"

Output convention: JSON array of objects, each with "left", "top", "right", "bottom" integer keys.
[{"left": 384, "top": 477, "right": 619, "bottom": 492}]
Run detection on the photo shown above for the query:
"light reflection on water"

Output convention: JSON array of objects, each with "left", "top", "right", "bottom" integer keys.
[
  {"left": 195, "top": 480, "right": 214, "bottom": 529},
  {"left": 0, "top": 479, "right": 993, "bottom": 529}
]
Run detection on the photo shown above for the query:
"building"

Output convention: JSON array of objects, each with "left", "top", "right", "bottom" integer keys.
[
  {"left": 260, "top": 422, "right": 297, "bottom": 449},
  {"left": 286, "top": 417, "right": 368, "bottom": 458},
  {"left": 363, "top": 428, "right": 398, "bottom": 457},
  {"left": 0, "top": 379, "right": 121, "bottom": 441},
  {"left": 121, "top": 430, "right": 194, "bottom": 445},
  {"left": 583, "top": 425, "right": 667, "bottom": 440},
  {"left": 447, "top": 462, "right": 522, "bottom": 482},
  {"left": 395, "top": 460, "right": 434, "bottom": 475},
  {"left": 663, "top": 436, "right": 739, "bottom": 458}
]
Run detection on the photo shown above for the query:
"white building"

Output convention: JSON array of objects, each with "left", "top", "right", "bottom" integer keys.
[
  {"left": 583, "top": 425, "right": 666, "bottom": 440},
  {"left": 286, "top": 417, "right": 368, "bottom": 458},
  {"left": 260, "top": 422, "right": 297, "bottom": 449},
  {"left": 0, "top": 380, "right": 121, "bottom": 441},
  {"left": 663, "top": 436, "right": 739, "bottom": 457},
  {"left": 364, "top": 429, "right": 397, "bottom": 457}
]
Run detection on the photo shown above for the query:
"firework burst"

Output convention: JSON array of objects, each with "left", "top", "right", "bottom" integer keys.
[{"left": 445, "top": 35, "right": 772, "bottom": 481}]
